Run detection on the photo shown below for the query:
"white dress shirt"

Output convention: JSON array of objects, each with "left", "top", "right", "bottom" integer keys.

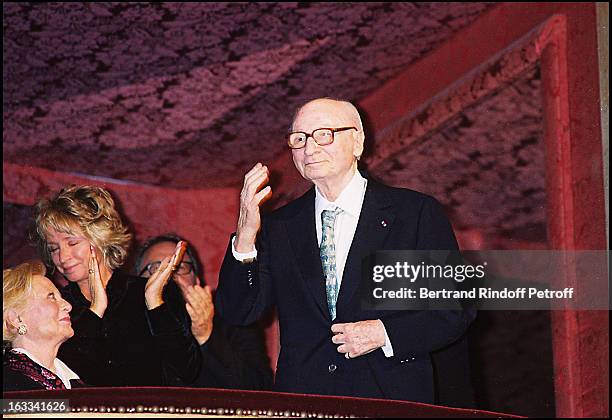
[
  {"left": 313, "top": 170, "right": 367, "bottom": 289},
  {"left": 232, "top": 169, "right": 394, "bottom": 357},
  {"left": 12, "top": 347, "right": 80, "bottom": 389}
]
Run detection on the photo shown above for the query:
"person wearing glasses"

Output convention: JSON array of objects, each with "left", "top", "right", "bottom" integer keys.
[
  {"left": 216, "top": 98, "right": 476, "bottom": 406},
  {"left": 33, "top": 185, "right": 201, "bottom": 387},
  {"left": 134, "top": 234, "right": 272, "bottom": 390}
]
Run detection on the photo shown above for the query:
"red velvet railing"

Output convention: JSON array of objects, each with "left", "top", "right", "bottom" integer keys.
[{"left": 3, "top": 387, "right": 523, "bottom": 418}]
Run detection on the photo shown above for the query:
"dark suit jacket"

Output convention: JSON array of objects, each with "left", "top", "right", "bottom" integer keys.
[
  {"left": 216, "top": 178, "right": 476, "bottom": 405},
  {"left": 166, "top": 315, "right": 273, "bottom": 390}
]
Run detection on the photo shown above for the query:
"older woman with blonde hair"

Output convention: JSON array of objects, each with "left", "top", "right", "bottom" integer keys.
[
  {"left": 34, "top": 185, "right": 201, "bottom": 386},
  {"left": 3, "top": 261, "right": 82, "bottom": 390}
]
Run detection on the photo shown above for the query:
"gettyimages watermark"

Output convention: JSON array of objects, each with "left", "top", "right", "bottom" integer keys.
[{"left": 360, "top": 250, "right": 609, "bottom": 310}]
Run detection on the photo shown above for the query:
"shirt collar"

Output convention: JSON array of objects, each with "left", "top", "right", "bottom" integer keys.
[
  {"left": 12, "top": 347, "right": 80, "bottom": 386},
  {"left": 315, "top": 170, "right": 367, "bottom": 218}
]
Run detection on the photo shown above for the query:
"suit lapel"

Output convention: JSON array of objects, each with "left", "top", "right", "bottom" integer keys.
[
  {"left": 336, "top": 180, "right": 395, "bottom": 318},
  {"left": 285, "top": 188, "right": 330, "bottom": 320}
]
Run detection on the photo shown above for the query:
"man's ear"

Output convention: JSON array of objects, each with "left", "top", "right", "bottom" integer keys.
[{"left": 353, "top": 130, "right": 365, "bottom": 159}]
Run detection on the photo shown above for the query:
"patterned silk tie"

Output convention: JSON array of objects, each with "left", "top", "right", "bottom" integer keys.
[{"left": 320, "top": 208, "right": 343, "bottom": 320}]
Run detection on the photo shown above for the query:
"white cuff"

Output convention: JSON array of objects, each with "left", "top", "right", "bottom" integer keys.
[
  {"left": 379, "top": 321, "right": 394, "bottom": 357},
  {"left": 231, "top": 235, "right": 258, "bottom": 262}
]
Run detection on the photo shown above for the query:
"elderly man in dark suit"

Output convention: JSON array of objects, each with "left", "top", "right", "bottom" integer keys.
[{"left": 216, "top": 98, "right": 476, "bottom": 406}]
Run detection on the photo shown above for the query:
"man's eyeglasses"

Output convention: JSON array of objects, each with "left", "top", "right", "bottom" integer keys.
[
  {"left": 286, "top": 127, "right": 357, "bottom": 149},
  {"left": 139, "top": 260, "right": 194, "bottom": 277}
]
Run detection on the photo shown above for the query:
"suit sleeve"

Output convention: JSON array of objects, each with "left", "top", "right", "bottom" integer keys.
[
  {"left": 193, "top": 318, "right": 273, "bottom": 390},
  {"left": 381, "top": 196, "right": 477, "bottom": 359},
  {"left": 215, "top": 217, "right": 275, "bottom": 326}
]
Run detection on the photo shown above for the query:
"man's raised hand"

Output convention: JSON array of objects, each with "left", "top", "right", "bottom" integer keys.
[{"left": 235, "top": 163, "right": 272, "bottom": 253}]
